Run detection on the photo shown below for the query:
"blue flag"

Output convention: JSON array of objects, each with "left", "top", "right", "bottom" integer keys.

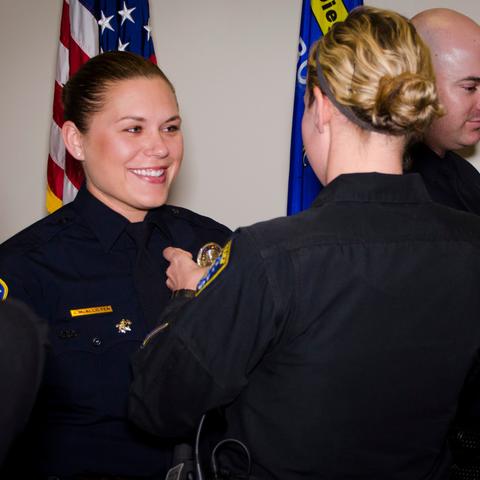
[{"left": 287, "top": 0, "right": 363, "bottom": 215}]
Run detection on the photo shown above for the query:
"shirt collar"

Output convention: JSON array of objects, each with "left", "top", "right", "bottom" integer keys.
[
  {"left": 72, "top": 185, "right": 175, "bottom": 252},
  {"left": 145, "top": 208, "right": 174, "bottom": 243},
  {"left": 72, "top": 185, "right": 130, "bottom": 252},
  {"left": 409, "top": 143, "right": 455, "bottom": 175},
  {"left": 312, "top": 172, "right": 432, "bottom": 208}
]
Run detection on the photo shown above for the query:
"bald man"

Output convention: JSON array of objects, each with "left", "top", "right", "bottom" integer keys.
[{"left": 408, "top": 9, "right": 480, "bottom": 214}]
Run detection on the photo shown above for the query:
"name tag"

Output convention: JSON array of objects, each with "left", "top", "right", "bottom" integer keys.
[{"left": 70, "top": 305, "right": 113, "bottom": 317}]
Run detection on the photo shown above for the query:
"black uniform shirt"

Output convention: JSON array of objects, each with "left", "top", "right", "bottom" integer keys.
[
  {"left": 130, "top": 173, "right": 480, "bottom": 480},
  {"left": 408, "top": 142, "right": 480, "bottom": 215},
  {"left": 0, "top": 185, "right": 230, "bottom": 477}
]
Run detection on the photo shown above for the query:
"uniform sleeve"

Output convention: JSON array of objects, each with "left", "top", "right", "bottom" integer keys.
[
  {"left": 129, "top": 230, "right": 286, "bottom": 438},
  {"left": 0, "top": 216, "right": 64, "bottom": 312},
  {"left": 0, "top": 256, "right": 37, "bottom": 309}
]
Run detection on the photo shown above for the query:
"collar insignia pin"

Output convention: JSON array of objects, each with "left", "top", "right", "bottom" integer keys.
[{"left": 116, "top": 319, "right": 132, "bottom": 334}]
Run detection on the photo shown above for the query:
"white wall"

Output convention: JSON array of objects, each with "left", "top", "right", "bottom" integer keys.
[
  {"left": 1, "top": 0, "right": 478, "bottom": 242},
  {"left": 0, "top": 1, "right": 61, "bottom": 242},
  {"left": 152, "top": 1, "right": 300, "bottom": 231}
]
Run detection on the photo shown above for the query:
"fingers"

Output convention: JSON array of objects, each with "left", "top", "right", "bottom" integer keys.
[
  {"left": 163, "top": 247, "right": 210, "bottom": 292},
  {"left": 163, "top": 247, "right": 193, "bottom": 262},
  {"left": 165, "top": 277, "right": 175, "bottom": 291}
]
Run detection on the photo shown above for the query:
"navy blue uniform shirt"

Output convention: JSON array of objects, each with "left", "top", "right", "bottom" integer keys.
[{"left": 0, "top": 185, "right": 231, "bottom": 478}]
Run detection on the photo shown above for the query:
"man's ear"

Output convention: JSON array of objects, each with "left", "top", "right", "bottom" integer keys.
[
  {"left": 62, "top": 121, "right": 85, "bottom": 161},
  {"left": 312, "top": 86, "right": 333, "bottom": 134}
]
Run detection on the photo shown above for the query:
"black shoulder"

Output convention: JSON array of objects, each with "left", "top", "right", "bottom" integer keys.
[
  {"left": 164, "top": 205, "right": 232, "bottom": 236},
  {"left": 449, "top": 151, "right": 480, "bottom": 177},
  {"left": 0, "top": 204, "right": 78, "bottom": 261},
  {"left": 239, "top": 213, "right": 297, "bottom": 252}
]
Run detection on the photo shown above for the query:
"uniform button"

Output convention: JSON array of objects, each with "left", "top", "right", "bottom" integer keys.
[
  {"left": 92, "top": 337, "right": 102, "bottom": 347},
  {"left": 171, "top": 207, "right": 179, "bottom": 215}
]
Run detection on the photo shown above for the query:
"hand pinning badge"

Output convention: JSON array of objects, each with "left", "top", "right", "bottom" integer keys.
[{"left": 196, "top": 240, "right": 231, "bottom": 295}]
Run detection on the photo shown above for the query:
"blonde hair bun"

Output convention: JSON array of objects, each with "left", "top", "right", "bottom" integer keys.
[
  {"left": 373, "top": 72, "right": 442, "bottom": 134},
  {"left": 307, "top": 6, "right": 444, "bottom": 139}
]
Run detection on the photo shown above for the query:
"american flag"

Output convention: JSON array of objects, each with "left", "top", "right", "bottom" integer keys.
[{"left": 46, "top": 0, "right": 156, "bottom": 213}]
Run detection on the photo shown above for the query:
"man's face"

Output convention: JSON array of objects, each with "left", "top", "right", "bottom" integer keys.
[{"left": 426, "top": 44, "right": 480, "bottom": 156}]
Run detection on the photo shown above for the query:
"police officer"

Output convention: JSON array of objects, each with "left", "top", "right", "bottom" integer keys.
[
  {"left": 407, "top": 9, "right": 480, "bottom": 214},
  {"left": 129, "top": 8, "right": 480, "bottom": 479},
  {"left": 406, "top": 10, "right": 480, "bottom": 477},
  {"left": 0, "top": 52, "right": 230, "bottom": 478}
]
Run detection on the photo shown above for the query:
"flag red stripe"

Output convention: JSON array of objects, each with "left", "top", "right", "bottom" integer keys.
[
  {"left": 47, "top": 155, "right": 65, "bottom": 199},
  {"left": 52, "top": 81, "right": 64, "bottom": 128},
  {"left": 59, "top": 0, "right": 70, "bottom": 47},
  {"left": 65, "top": 151, "right": 85, "bottom": 190},
  {"left": 68, "top": 37, "right": 91, "bottom": 77}
]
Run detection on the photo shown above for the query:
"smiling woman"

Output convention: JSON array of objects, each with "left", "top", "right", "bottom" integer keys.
[
  {"left": 0, "top": 51, "right": 231, "bottom": 478},
  {"left": 64, "top": 76, "right": 183, "bottom": 221},
  {"left": 62, "top": 53, "right": 184, "bottom": 220}
]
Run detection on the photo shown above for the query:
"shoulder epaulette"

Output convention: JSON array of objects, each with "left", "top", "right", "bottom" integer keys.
[
  {"left": 0, "top": 205, "right": 77, "bottom": 259},
  {"left": 165, "top": 204, "right": 232, "bottom": 234}
]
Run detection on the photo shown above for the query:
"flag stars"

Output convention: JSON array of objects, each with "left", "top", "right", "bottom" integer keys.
[
  {"left": 118, "top": 38, "right": 130, "bottom": 52},
  {"left": 144, "top": 22, "right": 152, "bottom": 42},
  {"left": 118, "top": 2, "right": 136, "bottom": 26},
  {"left": 98, "top": 11, "right": 114, "bottom": 34}
]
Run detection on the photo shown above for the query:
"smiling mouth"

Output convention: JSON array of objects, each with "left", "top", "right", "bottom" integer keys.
[{"left": 130, "top": 168, "right": 165, "bottom": 178}]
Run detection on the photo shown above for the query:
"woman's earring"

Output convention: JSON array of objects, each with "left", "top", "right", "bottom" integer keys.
[{"left": 302, "top": 149, "right": 309, "bottom": 168}]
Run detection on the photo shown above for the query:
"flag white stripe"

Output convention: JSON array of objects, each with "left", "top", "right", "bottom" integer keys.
[
  {"left": 49, "top": 120, "right": 66, "bottom": 170},
  {"left": 63, "top": 176, "right": 79, "bottom": 204},
  {"left": 56, "top": 42, "right": 70, "bottom": 86},
  {"left": 69, "top": 0, "right": 99, "bottom": 59}
]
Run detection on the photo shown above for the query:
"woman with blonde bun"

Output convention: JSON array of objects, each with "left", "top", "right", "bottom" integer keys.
[
  {"left": 302, "top": 5, "right": 443, "bottom": 185},
  {"left": 129, "top": 7, "right": 480, "bottom": 479}
]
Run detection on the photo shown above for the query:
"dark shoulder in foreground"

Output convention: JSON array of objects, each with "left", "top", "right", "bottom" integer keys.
[
  {"left": 164, "top": 204, "right": 232, "bottom": 236},
  {"left": 0, "top": 204, "right": 77, "bottom": 262},
  {"left": 236, "top": 211, "right": 309, "bottom": 252}
]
